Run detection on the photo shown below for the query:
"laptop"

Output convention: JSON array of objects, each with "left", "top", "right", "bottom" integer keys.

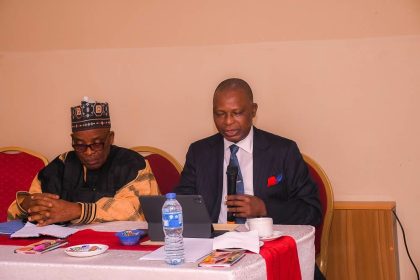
[{"left": 140, "top": 195, "right": 227, "bottom": 241}]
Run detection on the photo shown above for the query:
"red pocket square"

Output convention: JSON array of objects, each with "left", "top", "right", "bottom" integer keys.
[
  {"left": 267, "top": 176, "right": 277, "bottom": 187},
  {"left": 267, "top": 174, "right": 283, "bottom": 187}
]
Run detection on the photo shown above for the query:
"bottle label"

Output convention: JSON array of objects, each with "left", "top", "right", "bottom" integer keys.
[{"left": 162, "top": 212, "right": 183, "bottom": 228}]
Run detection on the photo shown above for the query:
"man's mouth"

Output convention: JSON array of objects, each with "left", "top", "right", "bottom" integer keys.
[
  {"left": 85, "top": 159, "right": 99, "bottom": 166},
  {"left": 223, "top": 129, "right": 239, "bottom": 137}
]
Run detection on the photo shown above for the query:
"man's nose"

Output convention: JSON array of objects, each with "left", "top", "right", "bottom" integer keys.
[
  {"left": 225, "top": 114, "right": 234, "bottom": 125},
  {"left": 84, "top": 146, "right": 94, "bottom": 156}
]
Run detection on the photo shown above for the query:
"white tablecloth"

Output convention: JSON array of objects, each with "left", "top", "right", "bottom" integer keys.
[{"left": 0, "top": 222, "right": 314, "bottom": 280}]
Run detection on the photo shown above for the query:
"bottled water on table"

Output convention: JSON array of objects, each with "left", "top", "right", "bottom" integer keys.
[{"left": 162, "top": 192, "right": 184, "bottom": 265}]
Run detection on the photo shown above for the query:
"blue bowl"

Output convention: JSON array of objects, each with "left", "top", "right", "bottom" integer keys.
[{"left": 115, "top": 229, "right": 145, "bottom": 246}]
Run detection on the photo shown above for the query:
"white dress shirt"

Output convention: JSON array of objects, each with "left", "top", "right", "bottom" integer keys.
[{"left": 218, "top": 127, "right": 254, "bottom": 223}]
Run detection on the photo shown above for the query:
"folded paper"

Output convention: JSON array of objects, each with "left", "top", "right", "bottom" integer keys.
[
  {"left": 11, "top": 222, "right": 79, "bottom": 239},
  {"left": 213, "top": 230, "right": 260, "bottom": 253}
]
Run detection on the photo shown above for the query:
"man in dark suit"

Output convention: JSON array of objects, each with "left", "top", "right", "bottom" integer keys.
[
  {"left": 176, "top": 78, "right": 325, "bottom": 279},
  {"left": 175, "top": 78, "right": 322, "bottom": 226}
]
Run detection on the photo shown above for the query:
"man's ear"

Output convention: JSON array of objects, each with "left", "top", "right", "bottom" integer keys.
[
  {"left": 252, "top": 103, "right": 258, "bottom": 118},
  {"left": 109, "top": 131, "right": 115, "bottom": 145}
]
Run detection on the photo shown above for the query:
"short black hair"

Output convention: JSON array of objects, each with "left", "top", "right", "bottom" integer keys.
[{"left": 214, "top": 78, "right": 253, "bottom": 102}]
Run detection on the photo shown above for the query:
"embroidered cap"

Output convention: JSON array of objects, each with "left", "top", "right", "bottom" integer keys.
[{"left": 71, "top": 97, "right": 111, "bottom": 132}]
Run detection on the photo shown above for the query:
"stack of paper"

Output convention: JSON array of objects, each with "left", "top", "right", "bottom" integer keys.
[
  {"left": 213, "top": 230, "right": 260, "bottom": 253},
  {"left": 14, "top": 239, "right": 68, "bottom": 254},
  {"left": 140, "top": 238, "right": 213, "bottom": 262},
  {"left": 11, "top": 222, "right": 79, "bottom": 238},
  {"left": 198, "top": 250, "right": 246, "bottom": 267}
]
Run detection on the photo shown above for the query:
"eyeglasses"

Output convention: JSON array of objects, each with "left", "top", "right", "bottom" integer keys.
[
  {"left": 72, "top": 134, "right": 110, "bottom": 153},
  {"left": 72, "top": 142, "right": 106, "bottom": 153}
]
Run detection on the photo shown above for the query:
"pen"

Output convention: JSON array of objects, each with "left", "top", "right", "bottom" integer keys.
[
  {"left": 33, "top": 240, "right": 59, "bottom": 252},
  {"left": 33, "top": 243, "right": 49, "bottom": 251}
]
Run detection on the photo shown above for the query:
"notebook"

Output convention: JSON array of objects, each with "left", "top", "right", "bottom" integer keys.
[{"left": 140, "top": 195, "right": 227, "bottom": 241}]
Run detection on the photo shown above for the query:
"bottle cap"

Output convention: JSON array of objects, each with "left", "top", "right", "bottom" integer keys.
[{"left": 165, "top": 193, "right": 176, "bottom": 199}]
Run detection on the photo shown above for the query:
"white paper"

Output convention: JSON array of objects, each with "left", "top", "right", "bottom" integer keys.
[
  {"left": 11, "top": 222, "right": 79, "bottom": 238},
  {"left": 70, "top": 221, "right": 147, "bottom": 232},
  {"left": 140, "top": 238, "right": 213, "bottom": 262},
  {"left": 213, "top": 230, "right": 260, "bottom": 253},
  {"left": 234, "top": 224, "right": 249, "bottom": 232}
]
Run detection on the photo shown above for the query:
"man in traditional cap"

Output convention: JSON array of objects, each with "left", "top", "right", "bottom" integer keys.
[{"left": 8, "top": 98, "right": 159, "bottom": 225}]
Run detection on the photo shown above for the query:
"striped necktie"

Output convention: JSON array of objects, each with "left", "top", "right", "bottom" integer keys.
[{"left": 229, "top": 144, "right": 245, "bottom": 223}]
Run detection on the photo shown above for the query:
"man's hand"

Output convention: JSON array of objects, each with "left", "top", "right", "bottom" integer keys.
[
  {"left": 23, "top": 193, "right": 82, "bottom": 226},
  {"left": 21, "top": 193, "right": 59, "bottom": 217},
  {"left": 225, "top": 194, "right": 267, "bottom": 218},
  {"left": 31, "top": 199, "right": 82, "bottom": 226}
]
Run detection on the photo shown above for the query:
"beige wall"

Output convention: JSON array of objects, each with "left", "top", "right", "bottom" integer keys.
[{"left": 1, "top": 1, "right": 419, "bottom": 278}]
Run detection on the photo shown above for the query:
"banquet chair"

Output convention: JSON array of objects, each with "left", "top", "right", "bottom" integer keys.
[
  {"left": 131, "top": 146, "right": 182, "bottom": 195},
  {"left": 302, "top": 153, "right": 334, "bottom": 275},
  {"left": 0, "top": 146, "right": 49, "bottom": 222}
]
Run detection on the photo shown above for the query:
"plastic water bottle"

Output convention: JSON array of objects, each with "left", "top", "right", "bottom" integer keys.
[{"left": 162, "top": 193, "right": 184, "bottom": 265}]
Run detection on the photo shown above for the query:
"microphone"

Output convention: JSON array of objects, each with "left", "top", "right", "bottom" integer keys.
[{"left": 226, "top": 165, "right": 238, "bottom": 223}]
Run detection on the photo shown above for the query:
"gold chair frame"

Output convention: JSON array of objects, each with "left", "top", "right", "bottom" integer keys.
[
  {"left": 0, "top": 146, "right": 49, "bottom": 165},
  {"left": 302, "top": 153, "right": 334, "bottom": 275},
  {"left": 130, "top": 146, "right": 182, "bottom": 174}
]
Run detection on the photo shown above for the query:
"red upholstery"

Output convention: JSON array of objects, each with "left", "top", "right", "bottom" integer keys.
[
  {"left": 0, "top": 152, "right": 46, "bottom": 221},
  {"left": 307, "top": 164, "right": 327, "bottom": 255},
  {"left": 145, "top": 154, "right": 180, "bottom": 195}
]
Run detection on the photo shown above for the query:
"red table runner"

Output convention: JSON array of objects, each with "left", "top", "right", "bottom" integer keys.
[
  {"left": 0, "top": 229, "right": 302, "bottom": 280},
  {"left": 260, "top": 235, "right": 302, "bottom": 280}
]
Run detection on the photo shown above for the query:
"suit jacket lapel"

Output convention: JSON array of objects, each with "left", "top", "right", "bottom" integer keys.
[
  {"left": 253, "top": 127, "right": 270, "bottom": 199},
  {"left": 208, "top": 133, "right": 225, "bottom": 221}
]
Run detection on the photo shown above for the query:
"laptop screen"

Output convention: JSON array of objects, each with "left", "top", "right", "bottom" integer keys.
[{"left": 139, "top": 195, "right": 213, "bottom": 241}]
